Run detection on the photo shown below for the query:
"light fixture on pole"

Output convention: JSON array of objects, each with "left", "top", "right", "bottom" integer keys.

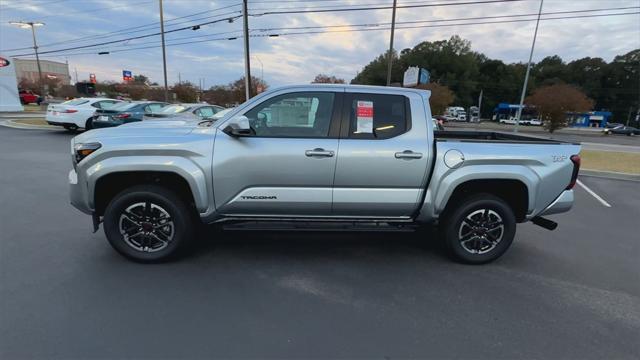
[{"left": 9, "top": 21, "right": 45, "bottom": 98}]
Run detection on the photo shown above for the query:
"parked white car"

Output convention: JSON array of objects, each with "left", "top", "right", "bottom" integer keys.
[{"left": 46, "top": 98, "right": 122, "bottom": 131}]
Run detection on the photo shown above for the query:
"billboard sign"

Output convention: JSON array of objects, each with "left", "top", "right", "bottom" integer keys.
[
  {"left": 89, "top": 73, "right": 96, "bottom": 83},
  {"left": 419, "top": 68, "right": 430, "bottom": 84},
  {"left": 403, "top": 66, "right": 419, "bottom": 87},
  {"left": 123, "top": 70, "right": 132, "bottom": 81}
]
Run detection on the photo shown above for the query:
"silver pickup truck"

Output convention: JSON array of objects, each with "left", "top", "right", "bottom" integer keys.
[{"left": 69, "top": 84, "right": 581, "bottom": 264}]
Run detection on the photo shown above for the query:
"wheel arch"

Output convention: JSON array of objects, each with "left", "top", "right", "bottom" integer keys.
[
  {"left": 93, "top": 171, "right": 200, "bottom": 217},
  {"left": 441, "top": 179, "right": 530, "bottom": 222}
]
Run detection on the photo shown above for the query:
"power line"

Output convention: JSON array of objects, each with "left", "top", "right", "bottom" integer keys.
[
  {"left": 254, "top": 6, "right": 640, "bottom": 31},
  {"left": 0, "top": 4, "right": 242, "bottom": 52},
  {"left": 250, "top": 11, "right": 640, "bottom": 37},
  {"left": 9, "top": 14, "right": 243, "bottom": 57},
  {"left": 249, "top": 0, "right": 526, "bottom": 16},
  {"left": 26, "top": 10, "right": 639, "bottom": 58}
]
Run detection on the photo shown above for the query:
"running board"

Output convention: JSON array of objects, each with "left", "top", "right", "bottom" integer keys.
[{"left": 222, "top": 220, "right": 418, "bottom": 232}]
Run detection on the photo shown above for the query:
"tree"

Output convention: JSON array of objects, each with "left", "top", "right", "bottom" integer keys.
[
  {"left": 312, "top": 74, "right": 345, "bottom": 84},
  {"left": 525, "top": 83, "right": 594, "bottom": 133},
  {"left": 202, "top": 76, "right": 268, "bottom": 106},
  {"left": 417, "top": 83, "right": 454, "bottom": 115},
  {"left": 132, "top": 74, "right": 149, "bottom": 84},
  {"left": 173, "top": 81, "right": 199, "bottom": 103}
]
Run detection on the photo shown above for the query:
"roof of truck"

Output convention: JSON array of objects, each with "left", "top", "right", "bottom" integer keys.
[{"left": 269, "top": 83, "right": 431, "bottom": 97}]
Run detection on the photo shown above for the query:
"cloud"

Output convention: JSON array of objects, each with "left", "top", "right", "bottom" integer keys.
[{"left": 1, "top": 0, "right": 638, "bottom": 87}]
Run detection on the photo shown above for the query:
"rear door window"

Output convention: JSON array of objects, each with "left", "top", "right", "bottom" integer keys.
[{"left": 344, "top": 93, "right": 410, "bottom": 139}]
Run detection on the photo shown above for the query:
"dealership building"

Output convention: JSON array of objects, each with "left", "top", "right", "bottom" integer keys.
[{"left": 13, "top": 58, "right": 71, "bottom": 85}]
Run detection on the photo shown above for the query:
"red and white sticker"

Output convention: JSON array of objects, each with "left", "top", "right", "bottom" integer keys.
[{"left": 356, "top": 100, "right": 373, "bottom": 133}]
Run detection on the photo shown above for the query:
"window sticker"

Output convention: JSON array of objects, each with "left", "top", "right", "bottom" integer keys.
[{"left": 356, "top": 100, "right": 373, "bottom": 133}]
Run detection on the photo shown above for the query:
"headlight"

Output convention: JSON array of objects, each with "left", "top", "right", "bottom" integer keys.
[{"left": 74, "top": 142, "right": 101, "bottom": 163}]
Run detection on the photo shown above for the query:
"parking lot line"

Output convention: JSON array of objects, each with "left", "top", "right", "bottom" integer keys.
[{"left": 577, "top": 179, "right": 612, "bottom": 208}]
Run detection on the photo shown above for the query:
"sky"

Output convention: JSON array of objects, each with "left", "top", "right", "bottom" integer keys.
[{"left": 0, "top": 0, "right": 638, "bottom": 88}]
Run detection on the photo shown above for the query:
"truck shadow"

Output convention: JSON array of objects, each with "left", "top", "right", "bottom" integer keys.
[{"left": 189, "top": 225, "right": 450, "bottom": 264}]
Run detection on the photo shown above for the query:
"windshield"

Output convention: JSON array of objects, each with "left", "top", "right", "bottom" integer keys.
[
  {"left": 158, "top": 104, "right": 190, "bottom": 114},
  {"left": 62, "top": 99, "right": 89, "bottom": 106},
  {"left": 108, "top": 102, "right": 138, "bottom": 111},
  {"left": 212, "top": 108, "right": 233, "bottom": 119}
]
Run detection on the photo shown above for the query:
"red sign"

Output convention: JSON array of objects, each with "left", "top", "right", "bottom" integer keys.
[{"left": 89, "top": 73, "right": 96, "bottom": 83}]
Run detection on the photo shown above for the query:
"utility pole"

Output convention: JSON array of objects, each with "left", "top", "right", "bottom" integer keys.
[
  {"left": 478, "top": 89, "right": 483, "bottom": 120},
  {"left": 159, "top": 0, "right": 169, "bottom": 102},
  {"left": 242, "top": 0, "right": 252, "bottom": 100},
  {"left": 514, "top": 0, "right": 543, "bottom": 133},
  {"left": 386, "top": 0, "right": 397, "bottom": 86}
]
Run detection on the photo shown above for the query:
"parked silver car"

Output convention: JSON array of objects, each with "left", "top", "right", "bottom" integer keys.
[{"left": 144, "top": 103, "right": 225, "bottom": 121}]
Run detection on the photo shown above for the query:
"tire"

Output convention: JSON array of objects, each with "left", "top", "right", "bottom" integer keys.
[
  {"left": 442, "top": 194, "right": 516, "bottom": 264},
  {"left": 103, "top": 185, "right": 196, "bottom": 262},
  {"left": 85, "top": 118, "right": 94, "bottom": 130}
]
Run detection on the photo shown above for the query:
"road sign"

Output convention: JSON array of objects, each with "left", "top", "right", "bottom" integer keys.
[
  {"left": 123, "top": 70, "right": 132, "bottom": 81},
  {"left": 89, "top": 73, "right": 96, "bottom": 84}
]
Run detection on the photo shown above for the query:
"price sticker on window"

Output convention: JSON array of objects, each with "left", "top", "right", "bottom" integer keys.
[{"left": 356, "top": 101, "right": 373, "bottom": 133}]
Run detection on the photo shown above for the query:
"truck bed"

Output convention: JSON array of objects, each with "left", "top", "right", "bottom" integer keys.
[{"left": 434, "top": 130, "right": 575, "bottom": 144}]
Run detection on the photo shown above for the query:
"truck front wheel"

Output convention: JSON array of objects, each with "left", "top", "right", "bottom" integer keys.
[
  {"left": 442, "top": 194, "right": 516, "bottom": 264},
  {"left": 103, "top": 185, "right": 195, "bottom": 262}
]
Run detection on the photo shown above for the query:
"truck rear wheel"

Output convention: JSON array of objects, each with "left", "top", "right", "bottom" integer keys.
[
  {"left": 103, "top": 185, "right": 196, "bottom": 262},
  {"left": 442, "top": 194, "right": 516, "bottom": 264}
]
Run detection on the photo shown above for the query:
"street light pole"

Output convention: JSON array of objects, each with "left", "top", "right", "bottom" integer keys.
[
  {"left": 29, "top": 24, "right": 45, "bottom": 98},
  {"left": 386, "top": 0, "right": 397, "bottom": 86},
  {"left": 159, "top": 0, "right": 169, "bottom": 102},
  {"left": 514, "top": 0, "right": 544, "bottom": 133},
  {"left": 242, "top": 0, "right": 252, "bottom": 101},
  {"left": 10, "top": 21, "right": 45, "bottom": 98}
]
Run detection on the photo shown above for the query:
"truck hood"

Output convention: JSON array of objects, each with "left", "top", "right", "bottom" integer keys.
[{"left": 73, "top": 119, "right": 199, "bottom": 143}]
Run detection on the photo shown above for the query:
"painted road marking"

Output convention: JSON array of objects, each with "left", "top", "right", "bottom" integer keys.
[{"left": 577, "top": 179, "right": 612, "bottom": 208}]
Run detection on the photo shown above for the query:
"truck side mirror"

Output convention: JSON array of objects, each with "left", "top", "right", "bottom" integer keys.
[{"left": 222, "top": 115, "right": 252, "bottom": 137}]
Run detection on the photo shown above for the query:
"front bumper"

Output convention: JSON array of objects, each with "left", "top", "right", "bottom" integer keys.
[
  {"left": 69, "top": 169, "right": 93, "bottom": 214},
  {"left": 539, "top": 190, "right": 574, "bottom": 216}
]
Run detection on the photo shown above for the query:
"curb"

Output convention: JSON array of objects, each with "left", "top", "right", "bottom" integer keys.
[
  {"left": 580, "top": 169, "right": 640, "bottom": 182},
  {"left": 1, "top": 120, "right": 61, "bottom": 131}
]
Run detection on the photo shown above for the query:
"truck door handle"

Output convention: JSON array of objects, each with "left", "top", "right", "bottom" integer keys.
[
  {"left": 395, "top": 150, "right": 423, "bottom": 159},
  {"left": 305, "top": 148, "right": 335, "bottom": 157}
]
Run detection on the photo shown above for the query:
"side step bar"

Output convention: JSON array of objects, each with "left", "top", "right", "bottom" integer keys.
[
  {"left": 222, "top": 220, "right": 419, "bottom": 232},
  {"left": 531, "top": 216, "right": 558, "bottom": 231}
]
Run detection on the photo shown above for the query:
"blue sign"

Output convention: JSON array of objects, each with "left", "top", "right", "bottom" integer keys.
[
  {"left": 419, "top": 68, "right": 430, "bottom": 84},
  {"left": 122, "top": 70, "right": 132, "bottom": 81}
]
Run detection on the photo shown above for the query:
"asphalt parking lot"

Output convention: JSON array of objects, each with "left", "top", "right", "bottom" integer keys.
[{"left": 1, "top": 126, "right": 638, "bottom": 359}]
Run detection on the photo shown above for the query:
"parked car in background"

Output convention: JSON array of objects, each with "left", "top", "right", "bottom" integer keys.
[
  {"left": 47, "top": 98, "right": 122, "bottom": 131},
  {"left": 92, "top": 101, "right": 168, "bottom": 129},
  {"left": 603, "top": 125, "right": 639, "bottom": 136},
  {"left": 432, "top": 117, "right": 444, "bottom": 131},
  {"left": 445, "top": 106, "right": 467, "bottom": 121},
  {"left": 19, "top": 90, "right": 40, "bottom": 105},
  {"left": 144, "top": 103, "right": 225, "bottom": 121}
]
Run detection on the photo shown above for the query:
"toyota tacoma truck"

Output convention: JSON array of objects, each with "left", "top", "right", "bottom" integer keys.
[{"left": 69, "top": 84, "right": 580, "bottom": 264}]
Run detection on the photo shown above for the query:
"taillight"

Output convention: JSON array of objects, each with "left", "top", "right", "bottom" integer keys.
[
  {"left": 566, "top": 154, "right": 581, "bottom": 190},
  {"left": 115, "top": 113, "right": 131, "bottom": 119},
  {"left": 64, "top": 109, "right": 78, "bottom": 113}
]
